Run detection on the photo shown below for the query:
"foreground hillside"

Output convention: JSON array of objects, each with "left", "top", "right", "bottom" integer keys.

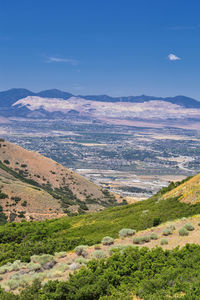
[
  {"left": 0, "top": 139, "right": 121, "bottom": 222},
  {"left": 1, "top": 214, "right": 200, "bottom": 297},
  {"left": 1, "top": 172, "right": 200, "bottom": 298}
]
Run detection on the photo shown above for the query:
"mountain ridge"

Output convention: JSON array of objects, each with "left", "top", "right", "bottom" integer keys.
[
  {"left": 0, "top": 88, "right": 200, "bottom": 108},
  {"left": 0, "top": 139, "right": 121, "bottom": 222}
]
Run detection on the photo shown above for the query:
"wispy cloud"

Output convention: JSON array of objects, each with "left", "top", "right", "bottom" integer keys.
[
  {"left": 168, "top": 53, "right": 181, "bottom": 61},
  {"left": 45, "top": 56, "right": 78, "bottom": 65}
]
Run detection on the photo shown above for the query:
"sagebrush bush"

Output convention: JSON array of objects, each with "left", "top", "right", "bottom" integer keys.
[
  {"left": 118, "top": 228, "right": 136, "bottom": 237},
  {"left": 133, "top": 237, "right": 145, "bottom": 244},
  {"left": 162, "top": 228, "right": 173, "bottom": 236},
  {"left": 94, "top": 244, "right": 101, "bottom": 250},
  {"left": 75, "top": 257, "right": 89, "bottom": 265},
  {"left": 179, "top": 227, "right": 189, "bottom": 236},
  {"left": 109, "top": 245, "right": 125, "bottom": 255},
  {"left": 142, "top": 235, "right": 151, "bottom": 243},
  {"left": 160, "top": 238, "right": 168, "bottom": 245},
  {"left": 168, "top": 224, "right": 176, "bottom": 230},
  {"left": 53, "top": 263, "right": 69, "bottom": 272},
  {"left": 30, "top": 254, "right": 54, "bottom": 266},
  {"left": 184, "top": 223, "right": 194, "bottom": 231},
  {"left": 69, "top": 263, "right": 81, "bottom": 271},
  {"left": 54, "top": 252, "right": 66, "bottom": 259},
  {"left": 150, "top": 233, "right": 158, "bottom": 240},
  {"left": 74, "top": 245, "right": 88, "bottom": 256},
  {"left": 0, "top": 265, "right": 8, "bottom": 274},
  {"left": 92, "top": 250, "right": 107, "bottom": 259},
  {"left": 5, "top": 279, "right": 20, "bottom": 290},
  {"left": 27, "top": 262, "right": 41, "bottom": 271},
  {"left": 101, "top": 236, "right": 114, "bottom": 245}
]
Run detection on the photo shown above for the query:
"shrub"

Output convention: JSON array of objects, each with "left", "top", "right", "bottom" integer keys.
[
  {"left": 184, "top": 222, "right": 194, "bottom": 231},
  {"left": 142, "top": 235, "right": 151, "bottom": 243},
  {"left": 153, "top": 217, "right": 161, "bottom": 226},
  {"left": 74, "top": 245, "right": 88, "bottom": 256},
  {"left": 30, "top": 254, "right": 54, "bottom": 266},
  {"left": 53, "top": 263, "right": 69, "bottom": 272},
  {"left": 27, "top": 262, "right": 41, "bottom": 271},
  {"left": 69, "top": 263, "right": 81, "bottom": 271},
  {"left": 160, "top": 238, "right": 168, "bottom": 245},
  {"left": 118, "top": 228, "right": 136, "bottom": 237},
  {"left": 92, "top": 250, "right": 107, "bottom": 259},
  {"left": 0, "top": 265, "right": 8, "bottom": 274},
  {"left": 5, "top": 279, "right": 20, "bottom": 290},
  {"left": 54, "top": 252, "right": 66, "bottom": 259},
  {"left": 94, "top": 244, "right": 101, "bottom": 250},
  {"left": 75, "top": 258, "right": 89, "bottom": 265},
  {"left": 150, "top": 233, "right": 158, "bottom": 240},
  {"left": 101, "top": 236, "right": 114, "bottom": 246},
  {"left": 179, "top": 227, "right": 189, "bottom": 236},
  {"left": 133, "top": 237, "right": 145, "bottom": 245},
  {"left": 3, "top": 160, "right": 10, "bottom": 165},
  {"left": 162, "top": 228, "right": 173, "bottom": 236},
  {"left": 168, "top": 224, "right": 176, "bottom": 230}
]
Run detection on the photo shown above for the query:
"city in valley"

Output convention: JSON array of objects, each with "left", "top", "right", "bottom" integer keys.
[{"left": 1, "top": 116, "right": 199, "bottom": 201}]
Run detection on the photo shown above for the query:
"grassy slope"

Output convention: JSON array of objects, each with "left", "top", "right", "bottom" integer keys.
[
  {"left": 0, "top": 140, "right": 122, "bottom": 218},
  {"left": 1, "top": 192, "right": 200, "bottom": 266},
  {"left": 163, "top": 173, "right": 200, "bottom": 203}
]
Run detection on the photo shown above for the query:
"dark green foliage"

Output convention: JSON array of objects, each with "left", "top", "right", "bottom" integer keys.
[
  {"left": 3, "top": 245, "right": 200, "bottom": 299},
  {"left": 153, "top": 217, "right": 161, "bottom": 227},
  {"left": 0, "top": 192, "right": 8, "bottom": 199},
  {"left": 11, "top": 197, "right": 21, "bottom": 203},
  {"left": 21, "top": 201, "right": 27, "bottom": 207},
  {"left": 2, "top": 195, "right": 200, "bottom": 266},
  {"left": 20, "top": 164, "right": 27, "bottom": 168},
  {"left": 18, "top": 211, "right": 25, "bottom": 218},
  {"left": 0, "top": 206, "right": 7, "bottom": 225},
  {"left": 3, "top": 160, "right": 10, "bottom": 165}
]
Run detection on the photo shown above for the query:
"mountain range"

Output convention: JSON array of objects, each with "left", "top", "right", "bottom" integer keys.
[
  {"left": 0, "top": 88, "right": 200, "bottom": 108},
  {"left": 1, "top": 88, "right": 200, "bottom": 122}
]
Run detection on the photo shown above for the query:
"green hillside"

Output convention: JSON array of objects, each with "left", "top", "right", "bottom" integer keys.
[{"left": 1, "top": 188, "right": 200, "bottom": 267}]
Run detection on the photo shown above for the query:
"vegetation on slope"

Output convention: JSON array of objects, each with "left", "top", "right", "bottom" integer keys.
[
  {"left": 2, "top": 244, "right": 200, "bottom": 299},
  {"left": 2, "top": 192, "right": 200, "bottom": 266}
]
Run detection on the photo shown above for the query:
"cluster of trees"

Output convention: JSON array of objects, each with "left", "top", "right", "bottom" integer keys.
[{"left": 1, "top": 244, "right": 200, "bottom": 299}]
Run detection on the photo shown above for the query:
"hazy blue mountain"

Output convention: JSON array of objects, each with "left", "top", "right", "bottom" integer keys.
[
  {"left": 37, "top": 89, "right": 73, "bottom": 99},
  {"left": 0, "top": 88, "right": 200, "bottom": 109}
]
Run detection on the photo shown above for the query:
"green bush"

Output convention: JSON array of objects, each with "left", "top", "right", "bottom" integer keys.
[
  {"left": 162, "top": 228, "right": 173, "bottom": 236},
  {"left": 179, "top": 227, "right": 189, "bottom": 236},
  {"left": 184, "top": 222, "right": 194, "bottom": 231},
  {"left": 133, "top": 237, "right": 145, "bottom": 244},
  {"left": 5, "top": 279, "right": 19, "bottom": 290},
  {"left": 54, "top": 252, "right": 66, "bottom": 259},
  {"left": 153, "top": 217, "right": 161, "bottom": 226},
  {"left": 30, "top": 254, "right": 54, "bottom": 266},
  {"left": 74, "top": 245, "right": 88, "bottom": 256},
  {"left": 53, "top": 263, "right": 69, "bottom": 272},
  {"left": 150, "top": 233, "right": 158, "bottom": 240},
  {"left": 94, "top": 244, "right": 101, "bottom": 250},
  {"left": 92, "top": 250, "right": 107, "bottom": 259},
  {"left": 118, "top": 228, "right": 136, "bottom": 237},
  {"left": 27, "top": 262, "right": 41, "bottom": 271},
  {"left": 160, "top": 238, "right": 168, "bottom": 245},
  {"left": 102, "top": 236, "right": 114, "bottom": 246},
  {"left": 75, "top": 257, "right": 89, "bottom": 265}
]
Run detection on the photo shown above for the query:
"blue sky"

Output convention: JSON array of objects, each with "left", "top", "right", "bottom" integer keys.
[{"left": 1, "top": 0, "right": 200, "bottom": 99}]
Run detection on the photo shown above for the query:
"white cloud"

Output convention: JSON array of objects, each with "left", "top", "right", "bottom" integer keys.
[
  {"left": 46, "top": 56, "right": 78, "bottom": 65},
  {"left": 168, "top": 53, "right": 181, "bottom": 61}
]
